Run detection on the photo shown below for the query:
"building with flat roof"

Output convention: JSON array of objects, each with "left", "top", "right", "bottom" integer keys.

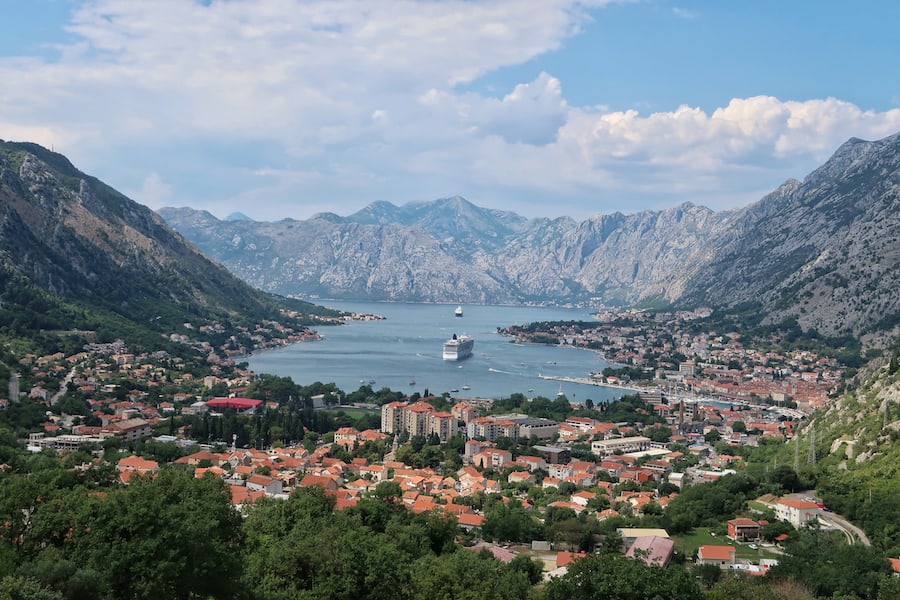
[
  {"left": 531, "top": 445, "right": 571, "bottom": 465},
  {"left": 206, "top": 397, "right": 262, "bottom": 414},
  {"left": 592, "top": 436, "right": 651, "bottom": 457}
]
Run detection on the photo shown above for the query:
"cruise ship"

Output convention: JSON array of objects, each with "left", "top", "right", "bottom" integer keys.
[{"left": 443, "top": 333, "right": 474, "bottom": 361}]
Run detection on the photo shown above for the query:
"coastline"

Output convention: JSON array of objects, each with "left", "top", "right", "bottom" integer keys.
[{"left": 536, "top": 373, "right": 646, "bottom": 394}]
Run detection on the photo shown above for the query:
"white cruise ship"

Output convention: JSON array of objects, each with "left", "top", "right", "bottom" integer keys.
[{"left": 443, "top": 333, "right": 474, "bottom": 361}]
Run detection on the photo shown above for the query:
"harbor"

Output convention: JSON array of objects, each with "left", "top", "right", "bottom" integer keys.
[{"left": 246, "top": 301, "right": 627, "bottom": 404}]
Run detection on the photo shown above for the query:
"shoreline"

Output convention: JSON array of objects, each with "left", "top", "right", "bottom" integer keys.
[{"left": 536, "top": 373, "right": 646, "bottom": 394}]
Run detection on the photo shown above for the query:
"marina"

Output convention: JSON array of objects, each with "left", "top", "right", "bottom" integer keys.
[{"left": 246, "top": 301, "right": 627, "bottom": 403}]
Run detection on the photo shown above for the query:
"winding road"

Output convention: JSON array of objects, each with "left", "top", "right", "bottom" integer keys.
[{"left": 790, "top": 491, "right": 871, "bottom": 546}]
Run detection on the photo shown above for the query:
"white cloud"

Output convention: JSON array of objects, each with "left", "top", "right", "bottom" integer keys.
[
  {"left": 130, "top": 172, "right": 172, "bottom": 209},
  {"left": 1, "top": 0, "right": 899, "bottom": 221},
  {"left": 672, "top": 7, "right": 699, "bottom": 19}
]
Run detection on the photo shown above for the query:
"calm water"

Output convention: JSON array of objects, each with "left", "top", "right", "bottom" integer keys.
[{"left": 246, "top": 302, "right": 626, "bottom": 404}]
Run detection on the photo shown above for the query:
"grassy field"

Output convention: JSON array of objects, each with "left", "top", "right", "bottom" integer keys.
[
  {"left": 672, "top": 528, "right": 725, "bottom": 558},
  {"left": 672, "top": 528, "right": 779, "bottom": 561},
  {"left": 747, "top": 500, "right": 772, "bottom": 514},
  {"left": 333, "top": 406, "right": 379, "bottom": 421}
]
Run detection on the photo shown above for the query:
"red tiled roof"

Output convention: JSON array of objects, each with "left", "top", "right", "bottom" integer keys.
[
  {"left": 206, "top": 397, "right": 262, "bottom": 410},
  {"left": 699, "top": 545, "right": 736, "bottom": 560}
]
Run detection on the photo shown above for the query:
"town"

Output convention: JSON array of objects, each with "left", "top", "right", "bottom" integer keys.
[{"left": 5, "top": 304, "right": 888, "bottom": 591}]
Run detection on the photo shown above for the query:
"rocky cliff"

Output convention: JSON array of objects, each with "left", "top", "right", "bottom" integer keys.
[
  {"left": 159, "top": 198, "right": 734, "bottom": 306},
  {"left": 681, "top": 133, "right": 900, "bottom": 341}
]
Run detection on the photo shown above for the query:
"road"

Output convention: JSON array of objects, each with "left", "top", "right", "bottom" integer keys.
[
  {"left": 49, "top": 366, "right": 76, "bottom": 406},
  {"left": 819, "top": 511, "right": 871, "bottom": 546}
]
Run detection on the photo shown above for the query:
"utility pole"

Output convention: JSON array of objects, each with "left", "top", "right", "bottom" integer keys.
[{"left": 807, "top": 422, "right": 816, "bottom": 466}]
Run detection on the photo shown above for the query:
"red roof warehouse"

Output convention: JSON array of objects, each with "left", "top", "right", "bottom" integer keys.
[{"left": 205, "top": 397, "right": 263, "bottom": 414}]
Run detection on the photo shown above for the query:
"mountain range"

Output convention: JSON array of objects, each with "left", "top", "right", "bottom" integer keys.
[{"left": 160, "top": 131, "right": 900, "bottom": 343}]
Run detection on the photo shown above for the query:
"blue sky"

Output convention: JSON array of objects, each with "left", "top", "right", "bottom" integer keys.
[{"left": 2, "top": 0, "right": 899, "bottom": 222}]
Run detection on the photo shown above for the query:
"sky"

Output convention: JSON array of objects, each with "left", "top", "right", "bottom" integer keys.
[{"left": 2, "top": 0, "right": 900, "bottom": 222}]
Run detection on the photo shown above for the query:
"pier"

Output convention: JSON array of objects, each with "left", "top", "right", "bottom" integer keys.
[{"left": 536, "top": 373, "right": 645, "bottom": 394}]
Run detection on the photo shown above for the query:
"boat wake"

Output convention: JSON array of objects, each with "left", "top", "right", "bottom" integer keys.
[{"left": 488, "top": 367, "right": 527, "bottom": 377}]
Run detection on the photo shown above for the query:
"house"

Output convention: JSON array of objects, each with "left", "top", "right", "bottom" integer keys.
[
  {"left": 556, "top": 551, "right": 587, "bottom": 568},
  {"left": 887, "top": 557, "right": 900, "bottom": 576},
  {"left": 596, "top": 508, "right": 619, "bottom": 522},
  {"left": 515, "top": 454, "right": 548, "bottom": 472},
  {"left": 727, "top": 518, "right": 761, "bottom": 541},
  {"left": 508, "top": 471, "right": 534, "bottom": 485},
  {"left": 617, "top": 528, "right": 670, "bottom": 550},
  {"left": 102, "top": 418, "right": 154, "bottom": 443},
  {"left": 774, "top": 498, "right": 819, "bottom": 528},
  {"left": 696, "top": 545, "right": 736, "bottom": 567},
  {"left": 115, "top": 455, "right": 159, "bottom": 484},
  {"left": 542, "top": 477, "right": 561, "bottom": 490},
  {"left": 298, "top": 474, "right": 338, "bottom": 491},
  {"left": 626, "top": 535, "right": 675, "bottom": 567},
  {"left": 468, "top": 542, "right": 515, "bottom": 563},
  {"left": 472, "top": 448, "right": 513, "bottom": 470},
  {"left": 246, "top": 474, "right": 283, "bottom": 495},
  {"left": 570, "top": 490, "right": 596, "bottom": 508},
  {"left": 230, "top": 485, "right": 266, "bottom": 508},
  {"left": 457, "top": 513, "right": 485, "bottom": 532}
]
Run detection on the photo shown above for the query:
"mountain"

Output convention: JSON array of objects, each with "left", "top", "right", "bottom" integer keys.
[
  {"left": 784, "top": 352, "right": 900, "bottom": 551},
  {"left": 0, "top": 140, "right": 334, "bottom": 352},
  {"left": 159, "top": 198, "right": 734, "bottom": 306},
  {"left": 159, "top": 132, "right": 900, "bottom": 341},
  {"left": 680, "top": 133, "right": 900, "bottom": 342}
]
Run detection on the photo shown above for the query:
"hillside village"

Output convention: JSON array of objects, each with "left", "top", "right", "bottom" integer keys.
[{"left": 501, "top": 308, "right": 847, "bottom": 413}]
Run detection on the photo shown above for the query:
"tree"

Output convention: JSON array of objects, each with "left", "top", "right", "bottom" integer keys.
[
  {"left": 542, "top": 553, "right": 702, "bottom": 600},
  {"left": 768, "top": 529, "right": 890, "bottom": 599},
  {"left": 374, "top": 481, "right": 402, "bottom": 503},
  {"left": 411, "top": 549, "right": 532, "bottom": 600},
  {"left": 508, "top": 554, "right": 543, "bottom": 585},
  {"left": 481, "top": 501, "right": 540, "bottom": 543},
  {"left": 66, "top": 468, "right": 243, "bottom": 600},
  {"left": 0, "top": 576, "right": 63, "bottom": 600},
  {"left": 768, "top": 465, "right": 801, "bottom": 494}
]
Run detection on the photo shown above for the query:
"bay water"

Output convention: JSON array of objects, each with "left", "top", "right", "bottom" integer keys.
[{"left": 246, "top": 301, "right": 627, "bottom": 405}]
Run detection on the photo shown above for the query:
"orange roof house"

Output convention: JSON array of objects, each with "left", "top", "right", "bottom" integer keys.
[
  {"left": 556, "top": 551, "right": 587, "bottom": 568},
  {"left": 697, "top": 545, "right": 736, "bottom": 566},
  {"left": 457, "top": 513, "right": 485, "bottom": 531}
]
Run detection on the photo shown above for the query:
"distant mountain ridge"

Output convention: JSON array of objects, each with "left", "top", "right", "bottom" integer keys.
[
  {"left": 159, "top": 131, "right": 900, "bottom": 342},
  {"left": 159, "top": 198, "right": 733, "bottom": 307}
]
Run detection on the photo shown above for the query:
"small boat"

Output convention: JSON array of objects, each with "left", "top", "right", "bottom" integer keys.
[
  {"left": 454, "top": 305, "right": 463, "bottom": 317},
  {"left": 409, "top": 379, "right": 416, "bottom": 386},
  {"left": 462, "top": 384, "right": 470, "bottom": 390},
  {"left": 450, "top": 388, "right": 459, "bottom": 393}
]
